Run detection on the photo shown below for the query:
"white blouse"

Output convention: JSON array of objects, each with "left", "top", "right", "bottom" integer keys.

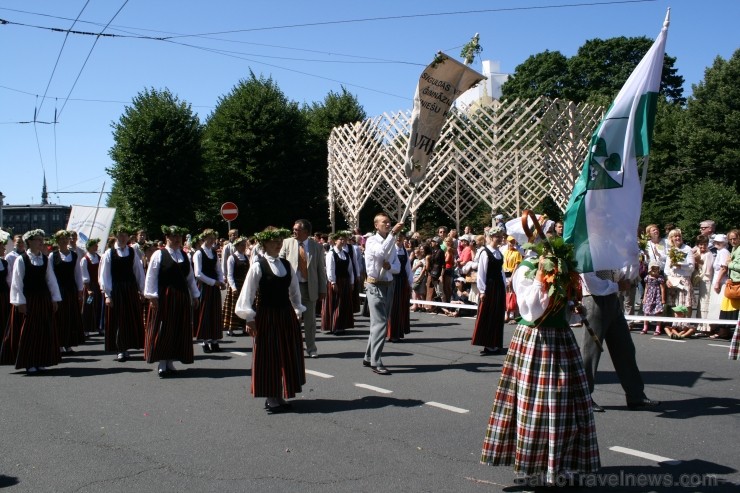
[
  {"left": 511, "top": 261, "right": 550, "bottom": 323},
  {"left": 49, "top": 249, "right": 84, "bottom": 292},
  {"left": 234, "top": 254, "right": 305, "bottom": 323},
  {"left": 143, "top": 247, "right": 200, "bottom": 300},
  {"left": 10, "top": 252, "right": 63, "bottom": 305},
  {"left": 326, "top": 246, "right": 355, "bottom": 284},
  {"left": 193, "top": 247, "right": 224, "bottom": 286},
  {"left": 98, "top": 243, "right": 145, "bottom": 299}
]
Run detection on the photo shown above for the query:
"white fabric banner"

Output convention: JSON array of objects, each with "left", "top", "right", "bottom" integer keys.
[
  {"left": 405, "top": 53, "right": 485, "bottom": 184},
  {"left": 66, "top": 205, "right": 116, "bottom": 250},
  {"left": 564, "top": 10, "right": 670, "bottom": 273}
]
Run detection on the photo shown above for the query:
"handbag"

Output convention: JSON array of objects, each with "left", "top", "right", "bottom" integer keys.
[
  {"left": 725, "top": 279, "right": 740, "bottom": 299},
  {"left": 506, "top": 291, "right": 518, "bottom": 312}
]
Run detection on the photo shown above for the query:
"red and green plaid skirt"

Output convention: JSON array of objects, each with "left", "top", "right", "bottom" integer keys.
[{"left": 481, "top": 323, "right": 600, "bottom": 483}]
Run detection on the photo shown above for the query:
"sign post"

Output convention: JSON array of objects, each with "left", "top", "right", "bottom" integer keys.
[{"left": 220, "top": 202, "right": 239, "bottom": 231}]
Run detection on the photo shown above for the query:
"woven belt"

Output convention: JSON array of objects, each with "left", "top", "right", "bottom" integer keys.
[{"left": 366, "top": 276, "right": 391, "bottom": 285}]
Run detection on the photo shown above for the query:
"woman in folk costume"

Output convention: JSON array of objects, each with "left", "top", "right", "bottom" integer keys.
[
  {"left": 144, "top": 225, "right": 200, "bottom": 377},
  {"left": 0, "top": 239, "right": 10, "bottom": 336},
  {"left": 0, "top": 235, "right": 25, "bottom": 365},
  {"left": 471, "top": 227, "right": 507, "bottom": 355},
  {"left": 235, "top": 227, "right": 305, "bottom": 412},
  {"left": 8, "top": 229, "right": 62, "bottom": 374},
  {"left": 321, "top": 231, "right": 355, "bottom": 335},
  {"left": 481, "top": 226, "right": 599, "bottom": 485},
  {"left": 193, "top": 229, "right": 227, "bottom": 353},
  {"left": 223, "top": 236, "right": 250, "bottom": 336},
  {"left": 99, "top": 225, "right": 146, "bottom": 362},
  {"left": 387, "top": 231, "right": 413, "bottom": 342},
  {"left": 80, "top": 239, "right": 104, "bottom": 337},
  {"left": 50, "top": 230, "right": 85, "bottom": 353}
]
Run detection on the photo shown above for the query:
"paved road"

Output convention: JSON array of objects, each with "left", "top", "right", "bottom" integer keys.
[{"left": 0, "top": 311, "right": 738, "bottom": 492}]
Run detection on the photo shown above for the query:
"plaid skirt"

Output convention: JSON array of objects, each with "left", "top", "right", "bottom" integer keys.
[
  {"left": 481, "top": 323, "right": 600, "bottom": 482},
  {"left": 730, "top": 321, "right": 739, "bottom": 360},
  {"left": 222, "top": 287, "right": 246, "bottom": 331}
]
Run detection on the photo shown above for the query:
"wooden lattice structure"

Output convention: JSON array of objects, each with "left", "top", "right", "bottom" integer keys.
[{"left": 327, "top": 97, "right": 603, "bottom": 231}]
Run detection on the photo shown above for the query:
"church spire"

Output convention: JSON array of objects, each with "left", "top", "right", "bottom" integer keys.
[{"left": 41, "top": 173, "right": 49, "bottom": 205}]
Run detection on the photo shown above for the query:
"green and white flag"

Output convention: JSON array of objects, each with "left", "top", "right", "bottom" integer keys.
[{"left": 564, "top": 9, "right": 670, "bottom": 273}]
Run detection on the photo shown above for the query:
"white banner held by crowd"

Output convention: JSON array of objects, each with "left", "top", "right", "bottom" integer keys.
[
  {"left": 563, "top": 9, "right": 670, "bottom": 273},
  {"left": 405, "top": 53, "right": 485, "bottom": 184},
  {"left": 66, "top": 205, "right": 116, "bottom": 250}
]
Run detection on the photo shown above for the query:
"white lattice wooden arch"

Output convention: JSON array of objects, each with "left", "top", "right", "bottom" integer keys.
[{"left": 327, "top": 97, "right": 603, "bottom": 231}]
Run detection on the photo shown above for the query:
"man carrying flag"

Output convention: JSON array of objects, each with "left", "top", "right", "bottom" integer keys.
[{"left": 563, "top": 10, "right": 671, "bottom": 412}]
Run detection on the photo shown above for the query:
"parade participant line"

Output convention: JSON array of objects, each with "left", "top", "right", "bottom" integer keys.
[
  {"left": 305, "top": 369, "right": 334, "bottom": 379},
  {"left": 425, "top": 401, "right": 469, "bottom": 414},
  {"left": 354, "top": 383, "right": 393, "bottom": 394},
  {"left": 609, "top": 446, "right": 681, "bottom": 465}
]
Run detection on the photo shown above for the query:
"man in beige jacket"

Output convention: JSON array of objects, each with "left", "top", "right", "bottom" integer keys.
[{"left": 280, "top": 219, "right": 327, "bottom": 358}]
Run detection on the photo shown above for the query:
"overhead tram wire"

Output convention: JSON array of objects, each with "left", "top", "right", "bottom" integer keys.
[{"left": 57, "top": 0, "right": 130, "bottom": 120}]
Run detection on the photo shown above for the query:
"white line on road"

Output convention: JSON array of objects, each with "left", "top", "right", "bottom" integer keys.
[
  {"left": 230, "top": 351, "right": 249, "bottom": 356},
  {"left": 354, "top": 383, "right": 393, "bottom": 394},
  {"left": 707, "top": 343, "right": 731, "bottom": 348},
  {"left": 305, "top": 369, "right": 334, "bottom": 379},
  {"left": 425, "top": 401, "right": 470, "bottom": 414},
  {"left": 609, "top": 446, "right": 682, "bottom": 465},
  {"left": 650, "top": 337, "right": 684, "bottom": 343}
]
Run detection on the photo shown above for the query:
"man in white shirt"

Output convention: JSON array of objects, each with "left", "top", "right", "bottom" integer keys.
[
  {"left": 362, "top": 213, "right": 403, "bottom": 375},
  {"left": 580, "top": 270, "right": 660, "bottom": 412}
]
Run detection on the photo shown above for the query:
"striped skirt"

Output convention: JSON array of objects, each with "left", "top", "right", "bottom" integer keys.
[
  {"left": 321, "top": 279, "right": 354, "bottom": 333},
  {"left": 194, "top": 284, "right": 223, "bottom": 341},
  {"left": 81, "top": 289, "right": 103, "bottom": 334},
  {"left": 105, "top": 283, "right": 145, "bottom": 352},
  {"left": 145, "top": 288, "right": 194, "bottom": 364},
  {"left": 14, "top": 293, "right": 61, "bottom": 370},
  {"left": 251, "top": 305, "right": 305, "bottom": 399},
  {"left": 387, "top": 279, "right": 411, "bottom": 340},
  {"left": 481, "top": 324, "right": 600, "bottom": 483},
  {"left": 222, "top": 287, "right": 246, "bottom": 331},
  {"left": 55, "top": 285, "right": 85, "bottom": 348},
  {"left": 0, "top": 290, "right": 10, "bottom": 340},
  {"left": 0, "top": 306, "right": 23, "bottom": 365},
  {"left": 472, "top": 285, "right": 505, "bottom": 348}
]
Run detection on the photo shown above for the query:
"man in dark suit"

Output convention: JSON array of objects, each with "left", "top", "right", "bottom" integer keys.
[{"left": 280, "top": 219, "right": 327, "bottom": 358}]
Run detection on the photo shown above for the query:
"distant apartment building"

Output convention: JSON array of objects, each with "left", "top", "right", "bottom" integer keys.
[{"left": 0, "top": 178, "right": 71, "bottom": 236}]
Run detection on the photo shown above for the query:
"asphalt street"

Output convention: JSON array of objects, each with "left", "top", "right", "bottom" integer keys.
[{"left": 0, "top": 311, "right": 738, "bottom": 492}]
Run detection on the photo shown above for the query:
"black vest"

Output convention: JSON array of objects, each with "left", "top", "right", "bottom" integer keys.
[
  {"left": 158, "top": 249, "right": 190, "bottom": 295},
  {"left": 111, "top": 247, "right": 136, "bottom": 284},
  {"left": 200, "top": 247, "right": 218, "bottom": 279},
  {"left": 256, "top": 257, "right": 292, "bottom": 310},
  {"left": 21, "top": 253, "right": 50, "bottom": 296},
  {"left": 0, "top": 258, "right": 9, "bottom": 294},
  {"left": 232, "top": 253, "right": 250, "bottom": 290},
  {"left": 332, "top": 250, "right": 350, "bottom": 280},
  {"left": 483, "top": 248, "right": 504, "bottom": 284},
  {"left": 396, "top": 249, "right": 409, "bottom": 281},
  {"left": 52, "top": 250, "right": 78, "bottom": 292}
]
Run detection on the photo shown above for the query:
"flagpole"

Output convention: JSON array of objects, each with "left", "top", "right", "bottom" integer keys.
[
  {"left": 399, "top": 184, "right": 417, "bottom": 225},
  {"left": 88, "top": 181, "right": 105, "bottom": 244}
]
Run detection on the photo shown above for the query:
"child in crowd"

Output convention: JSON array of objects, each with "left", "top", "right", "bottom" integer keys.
[
  {"left": 641, "top": 260, "right": 666, "bottom": 335},
  {"left": 442, "top": 277, "right": 476, "bottom": 317},
  {"left": 664, "top": 305, "right": 696, "bottom": 339}
]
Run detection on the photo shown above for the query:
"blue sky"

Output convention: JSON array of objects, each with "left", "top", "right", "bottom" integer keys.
[{"left": 1, "top": 0, "right": 737, "bottom": 211}]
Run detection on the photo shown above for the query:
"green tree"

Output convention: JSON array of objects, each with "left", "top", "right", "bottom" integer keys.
[
  {"left": 202, "top": 73, "right": 308, "bottom": 234},
  {"left": 502, "top": 37, "right": 684, "bottom": 106},
  {"left": 107, "top": 88, "right": 203, "bottom": 234},
  {"left": 303, "top": 87, "right": 367, "bottom": 230},
  {"left": 676, "top": 179, "right": 740, "bottom": 234},
  {"left": 676, "top": 50, "right": 740, "bottom": 192},
  {"left": 501, "top": 50, "right": 569, "bottom": 100}
]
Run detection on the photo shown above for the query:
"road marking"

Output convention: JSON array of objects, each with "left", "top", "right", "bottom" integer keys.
[
  {"left": 230, "top": 351, "right": 249, "bottom": 356},
  {"left": 609, "top": 446, "right": 681, "bottom": 465},
  {"left": 305, "top": 369, "right": 334, "bottom": 379},
  {"left": 707, "top": 343, "right": 731, "bottom": 348},
  {"left": 354, "top": 383, "right": 393, "bottom": 394},
  {"left": 650, "top": 337, "right": 684, "bottom": 343},
  {"left": 425, "top": 401, "right": 469, "bottom": 414}
]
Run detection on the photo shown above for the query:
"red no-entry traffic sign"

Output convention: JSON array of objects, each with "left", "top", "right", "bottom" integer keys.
[{"left": 220, "top": 202, "right": 239, "bottom": 222}]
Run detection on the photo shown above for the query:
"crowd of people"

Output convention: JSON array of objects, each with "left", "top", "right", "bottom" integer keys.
[{"left": 1, "top": 212, "right": 738, "bottom": 484}]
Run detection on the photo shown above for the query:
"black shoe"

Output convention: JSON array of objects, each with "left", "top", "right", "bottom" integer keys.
[
  {"left": 211, "top": 343, "right": 221, "bottom": 352},
  {"left": 202, "top": 343, "right": 212, "bottom": 354},
  {"left": 627, "top": 398, "right": 661, "bottom": 410},
  {"left": 362, "top": 360, "right": 371, "bottom": 367},
  {"left": 157, "top": 368, "right": 168, "bottom": 378},
  {"left": 591, "top": 400, "right": 605, "bottom": 413},
  {"left": 115, "top": 353, "right": 128, "bottom": 362},
  {"left": 264, "top": 401, "right": 287, "bottom": 413},
  {"left": 479, "top": 347, "right": 500, "bottom": 355},
  {"left": 371, "top": 366, "right": 392, "bottom": 375}
]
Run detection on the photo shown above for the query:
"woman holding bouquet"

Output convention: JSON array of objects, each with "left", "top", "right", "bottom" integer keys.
[{"left": 663, "top": 228, "right": 695, "bottom": 318}]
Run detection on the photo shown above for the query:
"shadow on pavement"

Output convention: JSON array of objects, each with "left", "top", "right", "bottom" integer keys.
[
  {"left": 595, "top": 370, "right": 731, "bottom": 388},
  {"left": 0, "top": 475, "right": 19, "bottom": 488},
  {"left": 293, "top": 395, "right": 425, "bottom": 414},
  {"left": 390, "top": 361, "right": 502, "bottom": 374}
]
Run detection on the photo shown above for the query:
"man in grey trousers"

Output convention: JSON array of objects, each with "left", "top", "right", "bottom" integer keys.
[
  {"left": 280, "top": 219, "right": 327, "bottom": 358},
  {"left": 362, "top": 213, "right": 403, "bottom": 375},
  {"left": 581, "top": 270, "right": 661, "bottom": 412}
]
